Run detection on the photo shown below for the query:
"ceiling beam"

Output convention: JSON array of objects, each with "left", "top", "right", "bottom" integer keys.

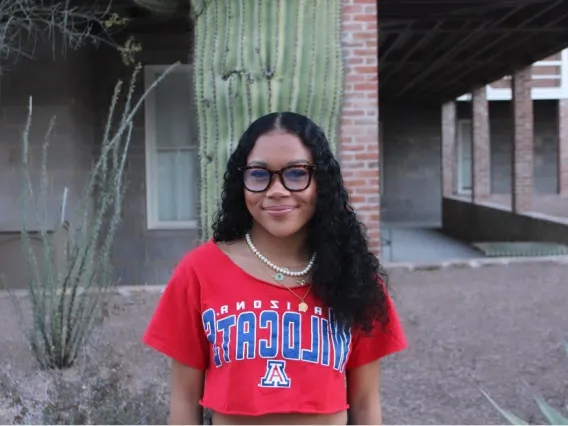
[
  {"left": 436, "top": 0, "right": 568, "bottom": 92},
  {"left": 381, "top": 27, "right": 568, "bottom": 35},
  {"left": 393, "top": 2, "right": 558, "bottom": 98},
  {"left": 380, "top": 21, "right": 449, "bottom": 86}
]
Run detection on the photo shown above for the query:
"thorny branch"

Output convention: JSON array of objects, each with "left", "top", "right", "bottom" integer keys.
[{"left": 0, "top": 0, "right": 126, "bottom": 73}]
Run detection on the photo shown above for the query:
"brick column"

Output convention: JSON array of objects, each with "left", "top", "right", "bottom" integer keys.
[
  {"left": 558, "top": 99, "right": 568, "bottom": 195},
  {"left": 340, "top": 0, "right": 380, "bottom": 255},
  {"left": 472, "top": 86, "right": 491, "bottom": 202},
  {"left": 441, "top": 101, "right": 457, "bottom": 197},
  {"left": 511, "top": 67, "right": 534, "bottom": 213}
]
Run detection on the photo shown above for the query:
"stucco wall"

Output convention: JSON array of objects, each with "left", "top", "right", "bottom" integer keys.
[
  {"left": 0, "top": 41, "right": 95, "bottom": 289},
  {"left": 91, "top": 32, "right": 195, "bottom": 286}
]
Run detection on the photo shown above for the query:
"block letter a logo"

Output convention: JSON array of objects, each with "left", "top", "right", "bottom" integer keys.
[{"left": 259, "top": 360, "right": 291, "bottom": 388}]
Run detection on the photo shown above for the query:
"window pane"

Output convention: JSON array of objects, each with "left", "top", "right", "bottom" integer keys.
[
  {"left": 157, "top": 149, "right": 199, "bottom": 222},
  {"left": 154, "top": 71, "right": 195, "bottom": 148}
]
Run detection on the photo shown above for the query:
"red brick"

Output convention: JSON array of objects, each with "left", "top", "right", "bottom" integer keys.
[
  {"left": 512, "top": 67, "right": 534, "bottom": 213},
  {"left": 354, "top": 66, "right": 378, "bottom": 74},
  {"left": 472, "top": 86, "right": 491, "bottom": 203},
  {"left": 353, "top": 14, "right": 377, "bottom": 22},
  {"left": 353, "top": 83, "right": 376, "bottom": 92},
  {"left": 341, "top": 0, "right": 380, "bottom": 256},
  {"left": 343, "top": 5, "right": 363, "bottom": 13},
  {"left": 352, "top": 32, "right": 378, "bottom": 40}
]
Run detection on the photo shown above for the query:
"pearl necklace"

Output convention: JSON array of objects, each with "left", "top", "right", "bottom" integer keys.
[{"left": 245, "top": 232, "right": 316, "bottom": 283}]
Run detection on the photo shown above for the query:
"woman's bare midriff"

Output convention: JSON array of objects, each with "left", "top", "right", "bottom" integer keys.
[{"left": 211, "top": 410, "right": 348, "bottom": 425}]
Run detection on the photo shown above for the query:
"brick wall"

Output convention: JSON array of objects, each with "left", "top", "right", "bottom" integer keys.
[
  {"left": 383, "top": 101, "right": 559, "bottom": 224},
  {"left": 340, "top": 0, "right": 380, "bottom": 255},
  {"left": 472, "top": 86, "right": 491, "bottom": 202},
  {"left": 511, "top": 67, "right": 534, "bottom": 213}
]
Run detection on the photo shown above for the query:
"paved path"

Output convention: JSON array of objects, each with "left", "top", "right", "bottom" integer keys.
[
  {"left": 381, "top": 262, "right": 568, "bottom": 425},
  {"left": 380, "top": 224, "right": 484, "bottom": 263}
]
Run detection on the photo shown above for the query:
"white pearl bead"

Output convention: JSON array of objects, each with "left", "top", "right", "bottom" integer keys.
[{"left": 245, "top": 232, "right": 316, "bottom": 278}]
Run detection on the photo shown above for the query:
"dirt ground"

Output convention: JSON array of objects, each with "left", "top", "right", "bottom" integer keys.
[{"left": 1, "top": 262, "right": 567, "bottom": 425}]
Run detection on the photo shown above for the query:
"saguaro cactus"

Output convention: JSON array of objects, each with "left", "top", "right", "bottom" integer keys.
[{"left": 189, "top": 0, "right": 344, "bottom": 240}]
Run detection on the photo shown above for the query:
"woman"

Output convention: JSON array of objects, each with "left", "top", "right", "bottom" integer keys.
[{"left": 143, "top": 112, "right": 407, "bottom": 425}]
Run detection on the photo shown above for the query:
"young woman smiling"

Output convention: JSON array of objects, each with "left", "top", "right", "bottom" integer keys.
[{"left": 143, "top": 112, "right": 407, "bottom": 425}]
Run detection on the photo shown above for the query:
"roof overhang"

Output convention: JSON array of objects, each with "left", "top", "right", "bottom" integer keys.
[{"left": 379, "top": 0, "right": 568, "bottom": 104}]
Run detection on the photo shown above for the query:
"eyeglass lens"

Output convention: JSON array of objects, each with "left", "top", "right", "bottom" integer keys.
[{"left": 243, "top": 166, "right": 311, "bottom": 191}]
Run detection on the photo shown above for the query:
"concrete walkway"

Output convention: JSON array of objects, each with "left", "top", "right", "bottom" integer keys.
[{"left": 380, "top": 223, "right": 485, "bottom": 263}]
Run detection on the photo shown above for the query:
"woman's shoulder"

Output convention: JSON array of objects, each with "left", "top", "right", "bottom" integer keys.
[{"left": 176, "top": 239, "right": 223, "bottom": 270}]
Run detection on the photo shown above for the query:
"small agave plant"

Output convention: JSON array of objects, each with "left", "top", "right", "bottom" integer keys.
[{"left": 481, "top": 341, "right": 568, "bottom": 425}]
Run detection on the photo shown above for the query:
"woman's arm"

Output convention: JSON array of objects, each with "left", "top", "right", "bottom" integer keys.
[
  {"left": 346, "top": 359, "right": 383, "bottom": 425},
  {"left": 169, "top": 359, "right": 206, "bottom": 425}
]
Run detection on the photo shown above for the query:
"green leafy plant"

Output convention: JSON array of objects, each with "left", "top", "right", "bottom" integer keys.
[{"left": 481, "top": 341, "right": 568, "bottom": 425}]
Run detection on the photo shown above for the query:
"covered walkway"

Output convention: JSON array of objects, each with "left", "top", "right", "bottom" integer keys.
[
  {"left": 380, "top": 0, "right": 568, "bottom": 104},
  {"left": 379, "top": 0, "right": 568, "bottom": 252},
  {"left": 380, "top": 222, "right": 484, "bottom": 263}
]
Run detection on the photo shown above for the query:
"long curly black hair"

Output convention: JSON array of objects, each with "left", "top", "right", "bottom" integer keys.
[{"left": 212, "top": 111, "right": 390, "bottom": 334}]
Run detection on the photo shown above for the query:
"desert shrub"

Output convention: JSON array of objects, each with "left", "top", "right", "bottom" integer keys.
[
  {"left": 3, "top": 56, "right": 179, "bottom": 370},
  {"left": 482, "top": 341, "right": 568, "bottom": 425},
  {"left": 0, "top": 344, "right": 169, "bottom": 425}
]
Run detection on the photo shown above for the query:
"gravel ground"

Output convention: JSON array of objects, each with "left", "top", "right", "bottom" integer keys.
[
  {"left": 1, "top": 262, "right": 566, "bottom": 425},
  {"left": 382, "top": 263, "right": 568, "bottom": 425}
]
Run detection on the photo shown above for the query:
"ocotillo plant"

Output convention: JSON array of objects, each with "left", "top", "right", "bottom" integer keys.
[{"left": 190, "top": 0, "right": 344, "bottom": 240}]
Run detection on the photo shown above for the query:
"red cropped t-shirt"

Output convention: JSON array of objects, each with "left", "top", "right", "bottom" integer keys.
[{"left": 143, "top": 240, "right": 407, "bottom": 417}]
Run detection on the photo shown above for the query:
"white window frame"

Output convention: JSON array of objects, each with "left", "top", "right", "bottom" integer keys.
[
  {"left": 456, "top": 119, "right": 473, "bottom": 195},
  {"left": 144, "top": 64, "right": 199, "bottom": 230}
]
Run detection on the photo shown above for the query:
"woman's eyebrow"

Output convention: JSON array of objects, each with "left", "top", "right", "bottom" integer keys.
[{"left": 247, "top": 159, "right": 310, "bottom": 167}]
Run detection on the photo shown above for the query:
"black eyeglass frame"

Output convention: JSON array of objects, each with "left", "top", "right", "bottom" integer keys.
[{"left": 238, "top": 164, "right": 317, "bottom": 193}]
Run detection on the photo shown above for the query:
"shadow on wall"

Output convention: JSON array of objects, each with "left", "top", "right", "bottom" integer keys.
[{"left": 0, "top": 233, "right": 47, "bottom": 290}]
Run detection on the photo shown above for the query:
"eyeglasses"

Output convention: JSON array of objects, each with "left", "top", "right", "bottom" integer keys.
[{"left": 239, "top": 164, "right": 316, "bottom": 193}]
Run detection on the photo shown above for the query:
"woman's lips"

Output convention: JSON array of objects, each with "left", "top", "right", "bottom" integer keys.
[{"left": 263, "top": 205, "right": 295, "bottom": 217}]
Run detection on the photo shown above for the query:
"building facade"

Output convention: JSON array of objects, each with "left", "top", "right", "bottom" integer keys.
[
  {"left": 0, "top": 0, "right": 380, "bottom": 288},
  {"left": 381, "top": 49, "right": 568, "bottom": 226}
]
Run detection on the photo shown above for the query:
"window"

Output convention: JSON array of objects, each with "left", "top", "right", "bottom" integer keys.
[
  {"left": 456, "top": 119, "right": 472, "bottom": 194},
  {"left": 144, "top": 65, "right": 199, "bottom": 230}
]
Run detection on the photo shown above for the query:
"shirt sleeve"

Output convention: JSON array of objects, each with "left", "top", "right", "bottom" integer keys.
[
  {"left": 142, "top": 257, "right": 210, "bottom": 370},
  {"left": 345, "top": 291, "right": 408, "bottom": 370}
]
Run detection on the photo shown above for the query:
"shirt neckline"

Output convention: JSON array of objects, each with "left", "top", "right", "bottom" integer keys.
[{"left": 207, "top": 239, "right": 312, "bottom": 291}]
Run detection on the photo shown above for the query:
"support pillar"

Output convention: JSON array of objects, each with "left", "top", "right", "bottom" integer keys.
[
  {"left": 558, "top": 99, "right": 568, "bottom": 195},
  {"left": 472, "top": 86, "right": 491, "bottom": 203},
  {"left": 340, "top": 0, "right": 380, "bottom": 255},
  {"left": 441, "top": 101, "right": 457, "bottom": 197},
  {"left": 511, "top": 67, "right": 534, "bottom": 213}
]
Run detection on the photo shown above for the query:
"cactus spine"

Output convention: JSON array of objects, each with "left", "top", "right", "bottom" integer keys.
[{"left": 190, "top": 0, "right": 344, "bottom": 241}]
